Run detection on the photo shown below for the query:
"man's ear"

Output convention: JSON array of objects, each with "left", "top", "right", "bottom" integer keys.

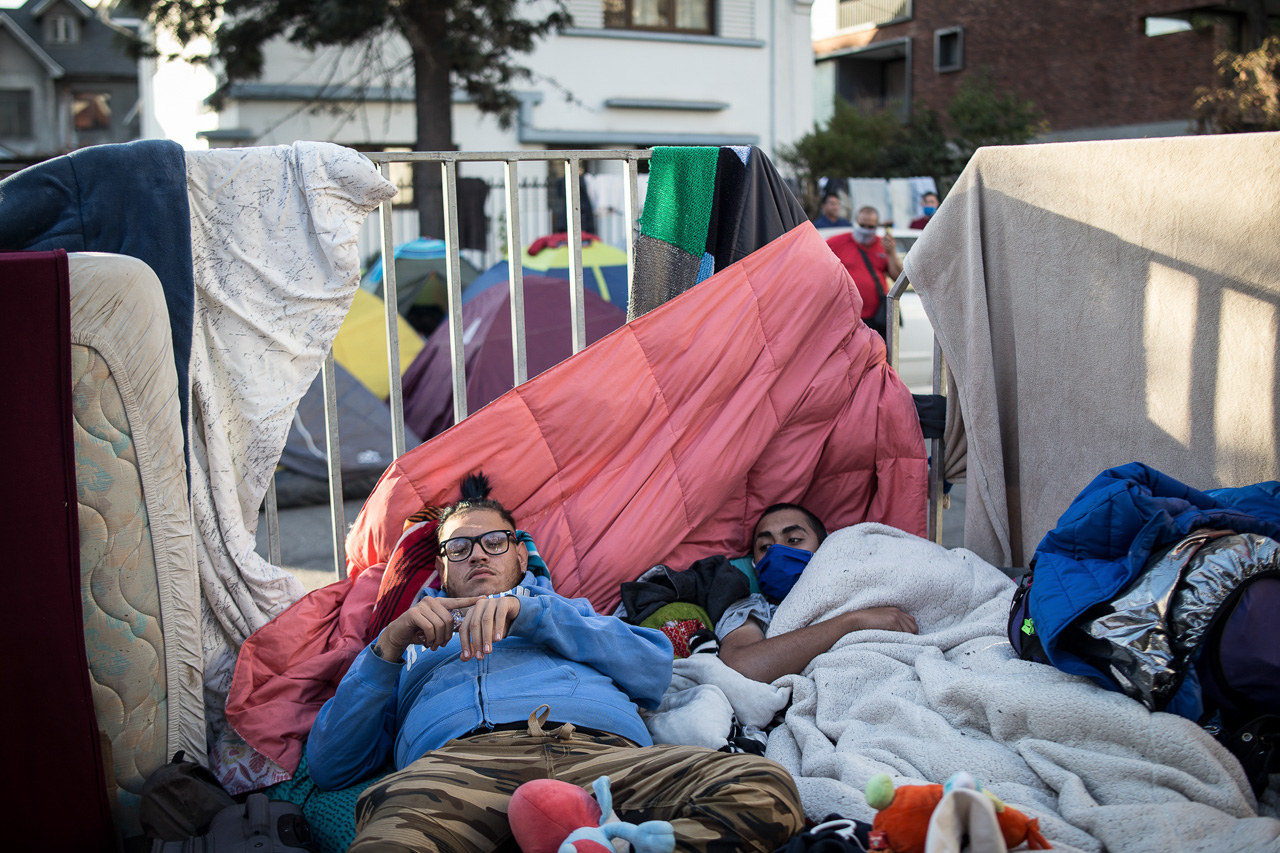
[
  {"left": 515, "top": 540, "right": 528, "bottom": 573},
  {"left": 437, "top": 555, "right": 449, "bottom": 594}
]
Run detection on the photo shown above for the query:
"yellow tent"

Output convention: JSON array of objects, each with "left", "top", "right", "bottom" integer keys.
[{"left": 332, "top": 289, "right": 424, "bottom": 399}]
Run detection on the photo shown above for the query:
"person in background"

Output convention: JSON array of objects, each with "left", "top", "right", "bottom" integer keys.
[
  {"left": 910, "top": 191, "right": 940, "bottom": 229},
  {"left": 812, "top": 192, "right": 852, "bottom": 228},
  {"left": 716, "top": 504, "right": 917, "bottom": 683},
  {"left": 824, "top": 206, "right": 901, "bottom": 338},
  {"left": 308, "top": 475, "right": 804, "bottom": 852}
]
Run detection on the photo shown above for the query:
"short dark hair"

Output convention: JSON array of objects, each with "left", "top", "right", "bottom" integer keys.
[
  {"left": 822, "top": 192, "right": 841, "bottom": 204},
  {"left": 922, "top": 191, "right": 939, "bottom": 201},
  {"left": 755, "top": 503, "right": 828, "bottom": 543},
  {"left": 438, "top": 471, "right": 517, "bottom": 531}
]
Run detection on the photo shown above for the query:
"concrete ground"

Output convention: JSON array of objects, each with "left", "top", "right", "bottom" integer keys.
[{"left": 259, "top": 487, "right": 967, "bottom": 592}]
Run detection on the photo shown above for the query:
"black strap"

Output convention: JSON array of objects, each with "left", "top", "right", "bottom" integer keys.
[{"left": 851, "top": 241, "right": 886, "bottom": 300}]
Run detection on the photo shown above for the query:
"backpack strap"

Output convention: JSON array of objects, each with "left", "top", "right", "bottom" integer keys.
[{"left": 850, "top": 240, "right": 885, "bottom": 297}]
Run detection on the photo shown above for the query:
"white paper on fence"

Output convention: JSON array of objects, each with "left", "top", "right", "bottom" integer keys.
[
  {"left": 183, "top": 142, "right": 397, "bottom": 752},
  {"left": 764, "top": 523, "right": 1280, "bottom": 853}
]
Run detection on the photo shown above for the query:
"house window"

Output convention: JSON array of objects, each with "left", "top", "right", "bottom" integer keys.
[
  {"left": 935, "top": 26, "right": 963, "bottom": 73},
  {"left": 46, "top": 13, "right": 79, "bottom": 44},
  {"left": 74, "top": 93, "right": 112, "bottom": 130},
  {"left": 0, "top": 90, "right": 34, "bottom": 138},
  {"left": 603, "top": 0, "right": 713, "bottom": 34},
  {"left": 1145, "top": 16, "right": 1194, "bottom": 36}
]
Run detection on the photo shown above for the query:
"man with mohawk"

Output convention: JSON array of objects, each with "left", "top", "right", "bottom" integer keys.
[{"left": 309, "top": 472, "right": 804, "bottom": 853}]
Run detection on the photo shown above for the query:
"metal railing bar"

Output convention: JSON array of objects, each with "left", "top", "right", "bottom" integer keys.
[
  {"left": 264, "top": 477, "right": 281, "bottom": 567},
  {"left": 565, "top": 158, "right": 587, "bottom": 354},
  {"left": 927, "top": 338, "right": 946, "bottom": 545},
  {"left": 366, "top": 150, "right": 653, "bottom": 164},
  {"left": 443, "top": 160, "right": 469, "bottom": 425},
  {"left": 321, "top": 351, "right": 347, "bottom": 579},
  {"left": 887, "top": 270, "right": 906, "bottom": 371},
  {"left": 379, "top": 161, "right": 407, "bottom": 460},
  {"left": 504, "top": 160, "right": 528, "bottom": 385},
  {"left": 623, "top": 158, "right": 640, "bottom": 303}
]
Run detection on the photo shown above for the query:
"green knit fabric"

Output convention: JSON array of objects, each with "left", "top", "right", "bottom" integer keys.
[
  {"left": 639, "top": 601, "right": 714, "bottom": 630},
  {"left": 265, "top": 754, "right": 388, "bottom": 853},
  {"left": 639, "top": 146, "right": 719, "bottom": 257}
]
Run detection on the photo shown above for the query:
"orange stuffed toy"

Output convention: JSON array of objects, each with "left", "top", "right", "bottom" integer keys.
[{"left": 864, "top": 772, "right": 1051, "bottom": 853}]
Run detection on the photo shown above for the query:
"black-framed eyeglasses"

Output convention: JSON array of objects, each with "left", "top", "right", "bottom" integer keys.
[{"left": 439, "top": 530, "right": 517, "bottom": 562}]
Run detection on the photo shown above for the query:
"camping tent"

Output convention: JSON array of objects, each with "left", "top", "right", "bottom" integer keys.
[
  {"left": 362, "top": 238, "right": 481, "bottom": 333},
  {"left": 465, "top": 233, "right": 629, "bottom": 315},
  {"left": 331, "top": 288, "right": 424, "bottom": 399},
  {"left": 277, "top": 361, "right": 422, "bottom": 507},
  {"left": 403, "top": 275, "right": 627, "bottom": 441}
]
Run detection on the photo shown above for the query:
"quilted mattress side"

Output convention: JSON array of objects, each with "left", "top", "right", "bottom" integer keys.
[{"left": 69, "top": 253, "right": 203, "bottom": 836}]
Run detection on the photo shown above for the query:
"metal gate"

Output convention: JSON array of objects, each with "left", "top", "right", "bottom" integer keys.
[{"left": 262, "top": 149, "right": 653, "bottom": 579}]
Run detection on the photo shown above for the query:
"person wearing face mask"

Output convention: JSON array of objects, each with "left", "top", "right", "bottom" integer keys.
[
  {"left": 910, "top": 191, "right": 940, "bottom": 229},
  {"left": 715, "top": 504, "right": 917, "bottom": 683},
  {"left": 824, "top": 207, "right": 901, "bottom": 339}
]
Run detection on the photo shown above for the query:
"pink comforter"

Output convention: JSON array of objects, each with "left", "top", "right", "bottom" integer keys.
[
  {"left": 349, "top": 222, "right": 925, "bottom": 607},
  {"left": 228, "top": 222, "right": 926, "bottom": 771}
]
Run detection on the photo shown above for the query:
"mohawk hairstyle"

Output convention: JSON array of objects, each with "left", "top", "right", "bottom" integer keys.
[{"left": 438, "top": 470, "right": 517, "bottom": 530}]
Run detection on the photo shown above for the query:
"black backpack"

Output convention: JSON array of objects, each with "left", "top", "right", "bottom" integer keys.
[
  {"left": 151, "top": 794, "right": 313, "bottom": 853},
  {"left": 140, "top": 752, "right": 237, "bottom": 841}
]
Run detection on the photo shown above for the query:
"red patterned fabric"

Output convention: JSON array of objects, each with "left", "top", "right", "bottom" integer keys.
[
  {"left": 659, "top": 619, "right": 708, "bottom": 659},
  {"left": 368, "top": 508, "right": 442, "bottom": 639}
]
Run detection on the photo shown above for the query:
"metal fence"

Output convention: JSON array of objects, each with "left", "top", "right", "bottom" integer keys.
[
  {"left": 265, "top": 149, "right": 653, "bottom": 578},
  {"left": 886, "top": 273, "right": 946, "bottom": 543},
  {"left": 355, "top": 173, "right": 649, "bottom": 274}
]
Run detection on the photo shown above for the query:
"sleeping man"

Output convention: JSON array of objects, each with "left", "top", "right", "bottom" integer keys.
[
  {"left": 717, "top": 504, "right": 918, "bottom": 683},
  {"left": 307, "top": 478, "right": 805, "bottom": 853}
]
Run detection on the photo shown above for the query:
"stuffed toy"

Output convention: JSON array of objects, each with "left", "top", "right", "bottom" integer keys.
[
  {"left": 864, "top": 772, "right": 1050, "bottom": 853},
  {"left": 508, "top": 775, "right": 676, "bottom": 853}
]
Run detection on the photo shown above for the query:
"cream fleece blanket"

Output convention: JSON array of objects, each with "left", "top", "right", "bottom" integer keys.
[
  {"left": 904, "top": 132, "right": 1280, "bottom": 568},
  {"left": 765, "top": 523, "right": 1280, "bottom": 853}
]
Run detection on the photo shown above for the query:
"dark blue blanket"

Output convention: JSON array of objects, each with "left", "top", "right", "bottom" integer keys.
[
  {"left": 1031, "top": 462, "right": 1280, "bottom": 691},
  {"left": 0, "top": 140, "right": 194, "bottom": 458}
]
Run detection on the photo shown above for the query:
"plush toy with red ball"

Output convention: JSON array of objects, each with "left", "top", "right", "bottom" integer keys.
[{"left": 508, "top": 775, "right": 676, "bottom": 853}]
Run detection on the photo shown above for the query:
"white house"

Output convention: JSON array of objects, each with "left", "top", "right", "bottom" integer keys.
[
  {"left": 199, "top": 0, "right": 813, "bottom": 155},
  {"left": 169, "top": 0, "right": 814, "bottom": 258}
]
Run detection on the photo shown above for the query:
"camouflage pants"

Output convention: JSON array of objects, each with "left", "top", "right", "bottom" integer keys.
[{"left": 350, "top": 711, "right": 803, "bottom": 853}]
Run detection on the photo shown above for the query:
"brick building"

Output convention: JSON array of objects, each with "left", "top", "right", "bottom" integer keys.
[{"left": 810, "top": 0, "right": 1254, "bottom": 140}]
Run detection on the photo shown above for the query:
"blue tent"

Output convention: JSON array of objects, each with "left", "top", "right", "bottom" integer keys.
[{"left": 362, "top": 238, "right": 480, "bottom": 314}]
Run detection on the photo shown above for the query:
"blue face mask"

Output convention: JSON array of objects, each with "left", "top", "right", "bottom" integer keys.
[
  {"left": 754, "top": 545, "right": 814, "bottom": 601},
  {"left": 922, "top": 205, "right": 937, "bottom": 216}
]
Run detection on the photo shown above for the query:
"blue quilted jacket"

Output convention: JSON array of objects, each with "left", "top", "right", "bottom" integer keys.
[{"left": 1031, "top": 462, "right": 1280, "bottom": 697}]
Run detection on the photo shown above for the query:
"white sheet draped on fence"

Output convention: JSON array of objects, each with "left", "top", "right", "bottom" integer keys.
[{"left": 183, "top": 142, "right": 396, "bottom": 785}]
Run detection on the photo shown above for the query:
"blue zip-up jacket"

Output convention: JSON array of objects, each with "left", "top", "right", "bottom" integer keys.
[
  {"left": 1031, "top": 462, "right": 1280, "bottom": 692},
  {"left": 306, "top": 572, "right": 674, "bottom": 790}
]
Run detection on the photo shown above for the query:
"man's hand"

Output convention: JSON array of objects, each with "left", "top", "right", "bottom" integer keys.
[
  {"left": 842, "top": 606, "right": 917, "bottom": 634},
  {"left": 882, "top": 230, "right": 897, "bottom": 256},
  {"left": 377, "top": 596, "right": 482, "bottom": 662},
  {"left": 456, "top": 596, "right": 521, "bottom": 661}
]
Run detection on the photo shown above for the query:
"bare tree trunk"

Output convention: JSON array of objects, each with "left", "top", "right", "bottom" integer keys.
[{"left": 403, "top": 3, "right": 453, "bottom": 240}]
